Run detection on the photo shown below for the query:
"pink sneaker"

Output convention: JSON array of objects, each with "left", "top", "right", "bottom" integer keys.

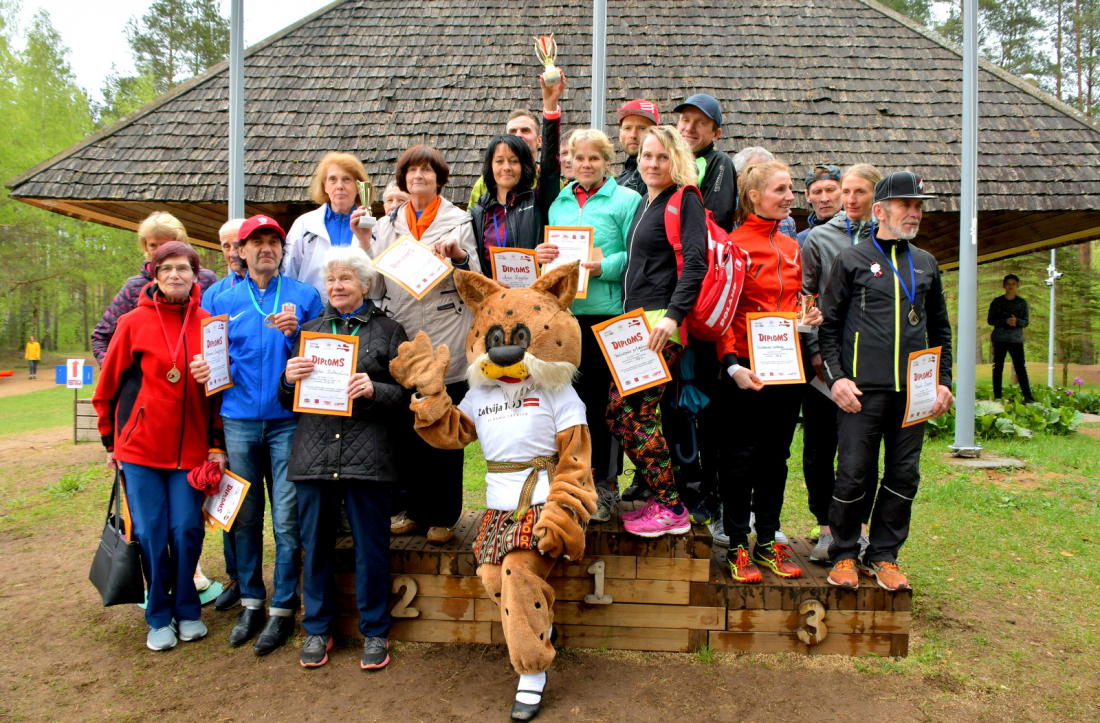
[
  {"left": 622, "top": 497, "right": 657, "bottom": 522},
  {"left": 623, "top": 502, "right": 691, "bottom": 537}
]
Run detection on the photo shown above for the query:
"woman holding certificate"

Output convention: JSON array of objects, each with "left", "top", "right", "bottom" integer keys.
[
  {"left": 715, "top": 160, "right": 821, "bottom": 585},
  {"left": 279, "top": 246, "right": 408, "bottom": 669},
  {"left": 92, "top": 241, "right": 227, "bottom": 652},
  {"left": 611, "top": 126, "right": 707, "bottom": 538},
  {"left": 353, "top": 144, "right": 479, "bottom": 545},
  {"left": 540, "top": 129, "right": 642, "bottom": 522}
]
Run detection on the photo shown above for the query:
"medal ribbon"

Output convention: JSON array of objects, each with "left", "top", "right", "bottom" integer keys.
[
  {"left": 154, "top": 293, "right": 193, "bottom": 373},
  {"left": 870, "top": 235, "right": 916, "bottom": 311},
  {"left": 492, "top": 210, "right": 508, "bottom": 248},
  {"left": 245, "top": 274, "right": 281, "bottom": 320}
]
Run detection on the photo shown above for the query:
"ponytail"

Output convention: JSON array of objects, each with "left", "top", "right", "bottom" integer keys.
[{"left": 734, "top": 160, "right": 791, "bottom": 227}]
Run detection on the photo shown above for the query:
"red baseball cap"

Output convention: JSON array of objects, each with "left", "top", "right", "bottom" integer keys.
[
  {"left": 616, "top": 99, "right": 660, "bottom": 126},
  {"left": 237, "top": 214, "right": 286, "bottom": 243}
]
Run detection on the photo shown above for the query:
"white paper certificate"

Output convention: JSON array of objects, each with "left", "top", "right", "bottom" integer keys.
[
  {"left": 592, "top": 309, "right": 673, "bottom": 396},
  {"left": 293, "top": 332, "right": 359, "bottom": 417},
  {"left": 903, "top": 347, "right": 942, "bottom": 427},
  {"left": 203, "top": 470, "right": 251, "bottom": 531},
  {"left": 201, "top": 315, "right": 233, "bottom": 395},
  {"left": 489, "top": 247, "right": 540, "bottom": 288},
  {"left": 746, "top": 312, "right": 806, "bottom": 385},
  {"left": 373, "top": 236, "right": 453, "bottom": 300},
  {"left": 543, "top": 226, "right": 594, "bottom": 298}
]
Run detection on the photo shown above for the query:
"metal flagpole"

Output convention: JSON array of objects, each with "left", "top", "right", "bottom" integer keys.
[
  {"left": 228, "top": 0, "right": 245, "bottom": 220},
  {"left": 951, "top": 0, "right": 981, "bottom": 456},
  {"left": 1047, "top": 250, "right": 1062, "bottom": 386},
  {"left": 590, "top": 0, "right": 607, "bottom": 130}
]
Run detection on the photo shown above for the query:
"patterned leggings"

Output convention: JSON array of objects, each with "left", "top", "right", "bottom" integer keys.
[{"left": 606, "top": 342, "right": 682, "bottom": 506}]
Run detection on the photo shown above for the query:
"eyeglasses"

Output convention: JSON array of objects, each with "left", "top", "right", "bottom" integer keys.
[{"left": 156, "top": 264, "right": 194, "bottom": 275}]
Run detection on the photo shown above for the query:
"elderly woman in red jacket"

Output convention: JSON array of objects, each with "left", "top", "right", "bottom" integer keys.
[
  {"left": 715, "top": 160, "right": 822, "bottom": 585},
  {"left": 93, "top": 241, "right": 227, "bottom": 652}
]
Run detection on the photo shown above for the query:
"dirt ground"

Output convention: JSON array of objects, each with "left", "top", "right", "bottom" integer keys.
[{"left": 0, "top": 428, "right": 1068, "bottom": 723}]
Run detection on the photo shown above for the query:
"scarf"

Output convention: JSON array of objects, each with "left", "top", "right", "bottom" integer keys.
[{"left": 405, "top": 196, "right": 442, "bottom": 240}]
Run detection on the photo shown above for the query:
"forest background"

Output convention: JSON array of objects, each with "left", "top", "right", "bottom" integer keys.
[{"left": 1, "top": 0, "right": 1097, "bottom": 379}]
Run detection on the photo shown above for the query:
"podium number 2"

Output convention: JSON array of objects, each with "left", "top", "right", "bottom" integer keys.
[{"left": 391, "top": 575, "right": 420, "bottom": 618}]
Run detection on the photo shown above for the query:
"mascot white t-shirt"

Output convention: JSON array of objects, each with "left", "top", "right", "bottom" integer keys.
[{"left": 458, "top": 383, "right": 587, "bottom": 511}]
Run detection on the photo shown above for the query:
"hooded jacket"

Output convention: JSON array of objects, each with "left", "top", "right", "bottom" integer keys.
[
  {"left": 369, "top": 196, "right": 480, "bottom": 385},
  {"left": 92, "top": 260, "right": 219, "bottom": 364},
  {"left": 696, "top": 143, "right": 737, "bottom": 233},
  {"left": 616, "top": 154, "right": 646, "bottom": 196},
  {"left": 284, "top": 204, "right": 367, "bottom": 303},
  {"left": 548, "top": 178, "right": 641, "bottom": 316},
  {"left": 93, "top": 282, "right": 224, "bottom": 469},
  {"left": 800, "top": 213, "right": 873, "bottom": 356},
  {"left": 818, "top": 234, "right": 953, "bottom": 392},
  {"left": 209, "top": 271, "right": 324, "bottom": 421}
]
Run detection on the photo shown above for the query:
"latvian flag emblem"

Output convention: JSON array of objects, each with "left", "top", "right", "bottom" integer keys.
[{"left": 522, "top": 397, "right": 540, "bottom": 407}]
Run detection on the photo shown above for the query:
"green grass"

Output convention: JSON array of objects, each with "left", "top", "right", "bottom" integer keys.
[
  {"left": 0, "top": 384, "right": 96, "bottom": 435},
  {"left": 46, "top": 467, "right": 100, "bottom": 499}
]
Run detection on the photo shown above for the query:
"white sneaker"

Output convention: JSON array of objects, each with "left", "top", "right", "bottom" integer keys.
[
  {"left": 708, "top": 517, "right": 729, "bottom": 547},
  {"left": 193, "top": 562, "right": 211, "bottom": 593}
]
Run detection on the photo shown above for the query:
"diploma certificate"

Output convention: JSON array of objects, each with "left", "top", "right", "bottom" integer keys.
[
  {"left": 292, "top": 332, "right": 360, "bottom": 417},
  {"left": 373, "top": 236, "right": 453, "bottom": 300},
  {"left": 201, "top": 315, "right": 233, "bottom": 395},
  {"left": 542, "top": 226, "right": 594, "bottom": 299},
  {"left": 489, "top": 247, "right": 540, "bottom": 288},
  {"left": 746, "top": 312, "right": 806, "bottom": 384},
  {"left": 203, "top": 470, "right": 251, "bottom": 531},
  {"left": 903, "top": 347, "right": 942, "bottom": 427},
  {"left": 592, "top": 309, "right": 673, "bottom": 396}
]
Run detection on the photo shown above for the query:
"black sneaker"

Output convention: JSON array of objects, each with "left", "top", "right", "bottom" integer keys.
[
  {"left": 300, "top": 634, "right": 333, "bottom": 668},
  {"left": 361, "top": 636, "right": 390, "bottom": 669},
  {"left": 253, "top": 614, "right": 295, "bottom": 655},
  {"left": 620, "top": 483, "right": 652, "bottom": 502},
  {"left": 214, "top": 579, "right": 241, "bottom": 611}
]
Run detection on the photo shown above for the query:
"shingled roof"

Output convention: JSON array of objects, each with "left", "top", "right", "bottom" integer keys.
[{"left": 8, "top": 0, "right": 1100, "bottom": 267}]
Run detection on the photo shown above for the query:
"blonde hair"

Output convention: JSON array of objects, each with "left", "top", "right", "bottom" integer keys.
[
  {"left": 137, "top": 212, "right": 188, "bottom": 253},
  {"left": 735, "top": 160, "right": 792, "bottom": 227},
  {"left": 569, "top": 129, "right": 615, "bottom": 166},
  {"left": 841, "top": 163, "right": 882, "bottom": 188},
  {"left": 640, "top": 126, "right": 697, "bottom": 190},
  {"left": 309, "top": 152, "right": 369, "bottom": 206}
]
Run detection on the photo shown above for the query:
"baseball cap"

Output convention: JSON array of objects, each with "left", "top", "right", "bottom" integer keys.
[
  {"left": 805, "top": 164, "right": 842, "bottom": 189},
  {"left": 616, "top": 99, "right": 660, "bottom": 126},
  {"left": 673, "top": 93, "right": 722, "bottom": 127},
  {"left": 874, "top": 171, "right": 936, "bottom": 203},
  {"left": 237, "top": 214, "right": 286, "bottom": 243}
]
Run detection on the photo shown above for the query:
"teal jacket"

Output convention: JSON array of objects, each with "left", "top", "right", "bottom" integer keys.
[{"left": 548, "top": 178, "right": 641, "bottom": 315}]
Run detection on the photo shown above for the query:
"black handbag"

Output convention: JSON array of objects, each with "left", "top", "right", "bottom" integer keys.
[{"left": 88, "top": 469, "right": 146, "bottom": 606}]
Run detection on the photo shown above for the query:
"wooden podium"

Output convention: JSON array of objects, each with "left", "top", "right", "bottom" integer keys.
[{"left": 330, "top": 502, "right": 910, "bottom": 657}]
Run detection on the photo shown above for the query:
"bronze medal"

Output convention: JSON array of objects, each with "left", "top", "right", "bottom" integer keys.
[
  {"left": 265, "top": 313, "right": 277, "bottom": 328},
  {"left": 167, "top": 365, "right": 181, "bottom": 383},
  {"left": 908, "top": 307, "right": 920, "bottom": 326}
]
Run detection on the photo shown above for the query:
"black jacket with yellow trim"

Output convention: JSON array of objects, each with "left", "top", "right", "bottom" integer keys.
[{"left": 818, "top": 234, "right": 953, "bottom": 392}]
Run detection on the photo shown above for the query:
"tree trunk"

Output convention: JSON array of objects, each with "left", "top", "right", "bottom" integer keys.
[
  {"left": 1076, "top": 0, "right": 1084, "bottom": 108},
  {"left": 82, "top": 279, "right": 91, "bottom": 352},
  {"left": 1057, "top": 0, "right": 1065, "bottom": 99},
  {"left": 1081, "top": 242, "right": 1094, "bottom": 363},
  {"left": 52, "top": 301, "right": 59, "bottom": 353}
]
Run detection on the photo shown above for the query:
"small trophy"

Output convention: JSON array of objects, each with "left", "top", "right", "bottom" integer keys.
[
  {"left": 797, "top": 294, "right": 818, "bottom": 333},
  {"left": 533, "top": 34, "right": 561, "bottom": 86},
  {"left": 356, "top": 180, "right": 376, "bottom": 229}
]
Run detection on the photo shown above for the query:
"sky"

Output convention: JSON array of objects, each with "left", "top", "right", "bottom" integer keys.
[{"left": 15, "top": 0, "right": 335, "bottom": 102}]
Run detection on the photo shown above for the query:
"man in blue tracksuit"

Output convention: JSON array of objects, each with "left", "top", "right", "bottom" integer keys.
[{"left": 195, "top": 214, "right": 323, "bottom": 654}]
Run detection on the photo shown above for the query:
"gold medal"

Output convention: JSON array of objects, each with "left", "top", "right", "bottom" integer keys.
[
  {"left": 167, "top": 365, "right": 181, "bottom": 383},
  {"left": 908, "top": 307, "right": 920, "bottom": 326}
]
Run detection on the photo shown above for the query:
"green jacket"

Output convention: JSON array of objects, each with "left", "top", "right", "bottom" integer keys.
[{"left": 548, "top": 178, "right": 641, "bottom": 316}]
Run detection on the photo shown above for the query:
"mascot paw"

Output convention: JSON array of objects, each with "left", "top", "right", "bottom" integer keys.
[
  {"left": 534, "top": 527, "right": 565, "bottom": 559},
  {"left": 534, "top": 501, "right": 585, "bottom": 560},
  {"left": 390, "top": 331, "right": 450, "bottom": 396}
]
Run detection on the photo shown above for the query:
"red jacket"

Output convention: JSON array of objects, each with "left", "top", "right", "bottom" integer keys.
[
  {"left": 93, "top": 282, "right": 224, "bottom": 469},
  {"left": 717, "top": 214, "right": 803, "bottom": 360}
]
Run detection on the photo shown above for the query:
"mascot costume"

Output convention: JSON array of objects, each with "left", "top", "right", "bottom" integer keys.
[{"left": 390, "top": 261, "right": 596, "bottom": 721}]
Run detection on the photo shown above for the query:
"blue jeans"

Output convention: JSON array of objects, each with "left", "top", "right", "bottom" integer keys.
[
  {"left": 297, "top": 482, "right": 391, "bottom": 638},
  {"left": 120, "top": 462, "right": 205, "bottom": 629},
  {"left": 223, "top": 417, "right": 299, "bottom": 613}
]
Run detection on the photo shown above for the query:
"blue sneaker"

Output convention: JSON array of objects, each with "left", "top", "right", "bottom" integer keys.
[
  {"left": 178, "top": 619, "right": 208, "bottom": 642},
  {"left": 147, "top": 623, "right": 178, "bottom": 651}
]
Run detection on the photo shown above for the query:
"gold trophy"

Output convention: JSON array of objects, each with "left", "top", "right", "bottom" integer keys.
[
  {"left": 533, "top": 34, "right": 561, "bottom": 86},
  {"left": 797, "top": 293, "right": 818, "bottom": 333},
  {"left": 356, "top": 180, "right": 376, "bottom": 230}
]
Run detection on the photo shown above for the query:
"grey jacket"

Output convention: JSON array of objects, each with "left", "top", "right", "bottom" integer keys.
[
  {"left": 369, "top": 197, "right": 481, "bottom": 385},
  {"left": 801, "top": 212, "right": 873, "bottom": 356}
]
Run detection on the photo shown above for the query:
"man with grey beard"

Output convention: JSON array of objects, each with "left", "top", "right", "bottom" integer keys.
[{"left": 817, "top": 171, "right": 954, "bottom": 593}]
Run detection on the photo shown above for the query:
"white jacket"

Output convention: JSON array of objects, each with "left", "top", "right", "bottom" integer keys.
[{"left": 284, "top": 204, "right": 364, "bottom": 302}]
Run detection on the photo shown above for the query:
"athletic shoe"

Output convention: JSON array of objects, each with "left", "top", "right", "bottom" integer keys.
[
  {"left": 622, "top": 497, "right": 657, "bottom": 522},
  {"left": 687, "top": 499, "right": 713, "bottom": 525},
  {"left": 390, "top": 512, "right": 418, "bottom": 535},
  {"left": 590, "top": 486, "right": 618, "bottom": 523},
  {"left": 708, "top": 516, "right": 729, "bottom": 547},
  {"left": 810, "top": 532, "right": 833, "bottom": 564},
  {"left": 859, "top": 534, "right": 870, "bottom": 559},
  {"left": 752, "top": 542, "right": 803, "bottom": 579},
  {"left": 193, "top": 562, "right": 211, "bottom": 593},
  {"left": 147, "top": 623, "right": 178, "bottom": 651},
  {"left": 827, "top": 558, "right": 859, "bottom": 588},
  {"left": 361, "top": 636, "right": 390, "bottom": 669},
  {"left": 623, "top": 502, "right": 691, "bottom": 537},
  {"left": 620, "top": 482, "right": 651, "bottom": 502},
  {"left": 808, "top": 525, "right": 821, "bottom": 541},
  {"left": 727, "top": 545, "right": 762, "bottom": 583},
  {"left": 859, "top": 560, "right": 912, "bottom": 591},
  {"left": 178, "top": 619, "right": 207, "bottom": 642},
  {"left": 300, "top": 634, "right": 333, "bottom": 667}
]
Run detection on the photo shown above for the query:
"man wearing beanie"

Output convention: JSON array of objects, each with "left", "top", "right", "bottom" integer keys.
[{"left": 615, "top": 99, "right": 659, "bottom": 195}]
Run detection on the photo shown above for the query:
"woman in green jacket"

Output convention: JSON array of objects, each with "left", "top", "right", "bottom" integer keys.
[{"left": 538, "top": 129, "right": 641, "bottom": 522}]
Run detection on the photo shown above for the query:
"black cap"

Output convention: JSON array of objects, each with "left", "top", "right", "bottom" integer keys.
[
  {"left": 874, "top": 171, "right": 936, "bottom": 203},
  {"left": 805, "top": 164, "right": 842, "bottom": 189},
  {"left": 672, "top": 93, "right": 722, "bottom": 127}
]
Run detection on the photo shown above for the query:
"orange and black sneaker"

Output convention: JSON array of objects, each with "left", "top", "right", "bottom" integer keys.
[
  {"left": 828, "top": 558, "right": 859, "bottom": 588},
  {"left": 752, "top": 542, "right": 803, "bottom": 579},
  {"left": 859, "top": 560, "right": 912, "bottom": 591},
  {"left": 727, "top": 545, "right": 762, "bottom": 584}
]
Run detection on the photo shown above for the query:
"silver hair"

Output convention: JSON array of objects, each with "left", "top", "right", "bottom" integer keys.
[
  {"left": 733, "top": 146, "right": 775, "bottom": 175},
  {"left": 322, "top": 246, "right": 376, "bottom": 292},
  {"left": 382, "top": 180, "right": 402, "bottom": 198}
]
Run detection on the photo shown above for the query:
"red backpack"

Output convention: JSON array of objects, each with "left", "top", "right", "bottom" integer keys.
[{"left": 664, "top": 185, "right": 746, "bottom": 342}]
